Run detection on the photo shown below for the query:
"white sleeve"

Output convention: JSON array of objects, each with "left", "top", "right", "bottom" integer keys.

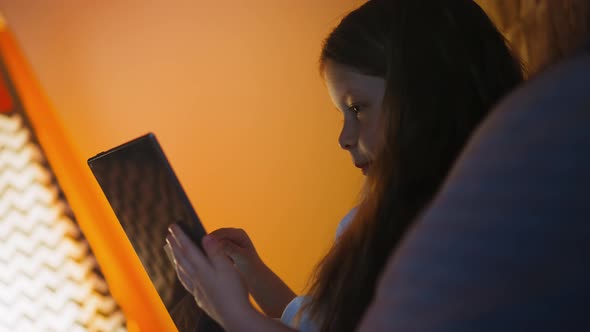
[{"left": 335, "top": 207, "right": 357, "bottom": 239}]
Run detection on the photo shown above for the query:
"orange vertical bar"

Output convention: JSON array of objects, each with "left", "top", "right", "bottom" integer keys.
[
  {"left": 0, "top": 74, "right": 13, "bottom": 112},
  {"left": 0, "top": 19, "right": 177, "bottom": 332}
]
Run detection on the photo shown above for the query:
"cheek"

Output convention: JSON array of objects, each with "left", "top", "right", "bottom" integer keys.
[
  {"left": 360, "top": 108, "right": 383, "bottom": 156},
  {"left": 358, "top": 117, "right": 381, "bottom": 157}
]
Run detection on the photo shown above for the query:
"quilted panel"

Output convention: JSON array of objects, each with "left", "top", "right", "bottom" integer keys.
[{"left": 0, "top": 111, "right": 127, "bottom": 332}]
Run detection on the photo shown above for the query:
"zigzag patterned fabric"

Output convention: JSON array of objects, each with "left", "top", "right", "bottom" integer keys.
[{"left": 0, "top": 108, "right": 127, "bottom": 329}]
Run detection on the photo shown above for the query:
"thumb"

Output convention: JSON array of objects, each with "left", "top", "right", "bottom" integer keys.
[{"left": 202, "top": 235, "right": 233, "bottom": 269}]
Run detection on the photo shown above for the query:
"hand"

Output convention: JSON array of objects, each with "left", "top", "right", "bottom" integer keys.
[
  {"left": 211, "top": 228, "right": 296, "bottom": 318},
  {"left": 166, "top": 224, "right": 254, "bottom": 329},
  {"left": 210, "top": 228, "right": 263, "bottom": 278}
]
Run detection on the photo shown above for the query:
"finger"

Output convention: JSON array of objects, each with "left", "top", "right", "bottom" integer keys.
[
  {"left": 217, "top": 240, "right": 235, "bottom": 264},
  {"left": 167, "top": 235, "right": 199, "bottom": 280},
  {"left": 202, "top": 235, "right": 234, "bottom": 271},
  {"left": 174, "top": 262, "right": 195, "bottom": 294},
  {"left": 220, "top": 240, "right": 245, "bottom": 263},
  {"left": 193, "top": 290, "right": 202, "bottom": 308},
  {"left": 210, "top": 228, "right": 253, "bottom": 248},
  {"left": 163, "top": 243, "right": 175, "bottom": 265},
  {"left": 191, "top": 279, "right": 206, "bottom": 304},
  {"left": 169, "top": 224, "right": 211, "bottom": 271}
]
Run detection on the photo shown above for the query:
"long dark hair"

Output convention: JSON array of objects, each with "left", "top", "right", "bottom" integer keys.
[{"left": 303, "top": 1, "right": 523, "bottom": 331}]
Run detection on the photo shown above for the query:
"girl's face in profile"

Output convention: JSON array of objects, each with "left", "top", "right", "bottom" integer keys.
[{"left": 323, "top": 60, "right": 386, "bottom": 175}]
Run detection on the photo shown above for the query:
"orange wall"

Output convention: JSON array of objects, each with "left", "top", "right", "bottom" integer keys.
[{"left": 0, "top": 0, "right": 364, "bottom": 302}]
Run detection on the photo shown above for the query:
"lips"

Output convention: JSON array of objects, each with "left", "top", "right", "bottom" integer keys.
[
  {"left": 354, "top": 162, "right": 368, "bottom": 168},
  {"left": 354, "top": 162, "right": 370, "bottom": 175}
]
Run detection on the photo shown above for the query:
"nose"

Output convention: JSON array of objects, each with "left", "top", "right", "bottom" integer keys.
[{"left": 338, "top": 118, "right": 358, "bottom": 150}]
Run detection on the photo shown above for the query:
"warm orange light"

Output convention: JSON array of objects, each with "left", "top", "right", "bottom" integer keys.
[
  {"left": 0, "top": 25, "right": 176, "bottom": 331},
  {"left": 0, "top": 2, "right": 365, "bottom": 330}
]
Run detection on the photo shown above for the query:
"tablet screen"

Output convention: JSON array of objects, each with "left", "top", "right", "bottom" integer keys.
[{"left": 88, "top": 133, "right": 223, "bottom": 331}]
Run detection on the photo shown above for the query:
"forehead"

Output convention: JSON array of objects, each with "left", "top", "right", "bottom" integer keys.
[{"left": 323, "top": 61, "right": 386, "bottom": 104}]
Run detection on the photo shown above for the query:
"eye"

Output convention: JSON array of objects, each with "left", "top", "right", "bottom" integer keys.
[{"left": 347, "top": 104, "right": 361, "bottom": 114}]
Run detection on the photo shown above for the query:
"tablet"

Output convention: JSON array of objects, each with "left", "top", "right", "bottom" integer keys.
[{"left": 88, "top": 133, "right": 223, "bottom": 331}]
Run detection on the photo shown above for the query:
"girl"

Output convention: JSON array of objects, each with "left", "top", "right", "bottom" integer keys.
[{"left": 166, "top": 1, "right": 523, "bottom": 331}]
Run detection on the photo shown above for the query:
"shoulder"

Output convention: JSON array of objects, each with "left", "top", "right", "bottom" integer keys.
[
  {"left": 281, "top": 296, "right": 317, "bottom": 331},
  {"left": 281, "top": 296, "right": 305, "bottom": 325},
  {"left": 335, "top": 207, "right": 357, "bottom": 239}
]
